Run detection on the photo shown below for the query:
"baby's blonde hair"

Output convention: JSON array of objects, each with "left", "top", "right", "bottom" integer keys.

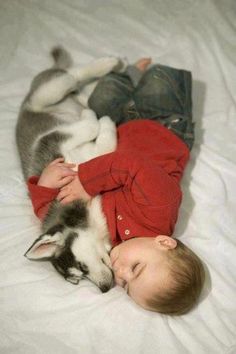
[{"left": 146, "top": 239, "right": 205, "bottom": 315}]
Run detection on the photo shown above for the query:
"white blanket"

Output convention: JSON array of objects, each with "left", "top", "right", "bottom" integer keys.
[{"left": 0, "top": 1, "right": 235, "bottom": 353}]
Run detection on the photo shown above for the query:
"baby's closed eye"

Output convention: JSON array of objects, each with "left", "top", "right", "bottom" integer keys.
[{"left": 132, "top": 263, "right": 146, "bottom": 278}]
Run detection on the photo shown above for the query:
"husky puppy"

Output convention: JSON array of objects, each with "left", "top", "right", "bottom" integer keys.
[{"left": 16, "top": 47, "right": 123, "bottom": 292}]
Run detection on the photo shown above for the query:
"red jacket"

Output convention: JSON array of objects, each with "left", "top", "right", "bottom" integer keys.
[{"left": 28, "top": 120, "right": 189, "bottom": 246}]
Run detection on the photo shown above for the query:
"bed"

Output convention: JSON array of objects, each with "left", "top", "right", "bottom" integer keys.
[{"left": 0, "top": 1, "right": 236, "bottom": 353}]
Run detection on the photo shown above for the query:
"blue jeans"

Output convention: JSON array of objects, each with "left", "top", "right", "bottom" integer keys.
[{"left": 88, "top": 64, "right": 194, "bottom": 150}]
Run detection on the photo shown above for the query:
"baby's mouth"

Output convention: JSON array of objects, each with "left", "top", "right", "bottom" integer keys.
[{"left": 114, "top": 274, "right": 126, "bottom": 288}]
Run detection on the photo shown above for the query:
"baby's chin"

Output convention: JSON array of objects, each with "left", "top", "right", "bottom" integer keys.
[
  {"left": 113, "top": 273, "right": 125, "bottom": 288},
  {"left": 116, "top": 280, "right": 125, "bottom": 288}
]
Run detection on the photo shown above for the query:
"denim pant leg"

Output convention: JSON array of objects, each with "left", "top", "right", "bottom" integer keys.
[
  {"left": 88, "top": 72, "right": 135, "bottom": 125},
  {"left": 133, "top": 65, "right": 194, "bottom": 149}
]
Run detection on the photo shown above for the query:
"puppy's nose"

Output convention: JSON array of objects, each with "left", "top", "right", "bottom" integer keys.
[
  {"left": 99, "top": 275, "right": 114, "bottom": 293},
  {"left": 100, "top": 283, "right": 111, "bottom": 293}
]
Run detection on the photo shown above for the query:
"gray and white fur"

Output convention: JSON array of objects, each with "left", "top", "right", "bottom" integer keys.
[{"left": 16, "top": 47, "right": 124, "bottom": 292}]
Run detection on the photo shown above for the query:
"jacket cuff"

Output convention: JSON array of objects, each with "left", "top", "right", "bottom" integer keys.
[
  {"left": 78, "top": 164, "right": 98, "bottom": 197},
  {"left": 27, "top": 176, "right": 59, "bottom": 199}
]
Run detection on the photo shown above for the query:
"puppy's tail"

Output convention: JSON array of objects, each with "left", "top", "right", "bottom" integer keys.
[{"left": 51, "top": 46, "right": 73, "bottom": 69}]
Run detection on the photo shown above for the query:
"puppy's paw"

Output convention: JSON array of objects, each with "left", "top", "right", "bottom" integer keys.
[
  {"left": 113, "top": 57, "right": 129, "bottom": 73},
  {"left": 81, "top": 109, "right": 99, "bottom": 139},
  {"left": 80, "top": 108, "right": 97, "bottom": 121},
  {"left": 93, "top": 57, "right": 120, "bottom": 76},
  {"left": 99, "top": 116, "right": 116, "bottom": 132},
  {"left": 96, "top": 116, "right": 117, "bottom": 153}
]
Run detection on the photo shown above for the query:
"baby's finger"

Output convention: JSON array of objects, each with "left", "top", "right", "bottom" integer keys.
[
  {"left": 60, "top": 195, "right": 76, "bottom": 205},
  {"left": 60, "top": 162, "right": 76, "bottom": 168},
  {"left": 56, "top": 192, "right": 66, "bottom": 202},
  {"left": 58, "top": 175, "right": 75, "bottom": 188},
  {"left": 60, "top": 180, "right": 74, "bottom": 190},
  {"left": 50, "top": 157, "right": 64, "bottom": 165},
  {"left": 56, "top": 190, "right": 67, "bottom": 201},
  {"left": 60, "top": 168, "right": 77, "bottom": 177}
]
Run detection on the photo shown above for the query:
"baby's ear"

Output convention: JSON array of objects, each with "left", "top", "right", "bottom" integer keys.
[
  {"left": 155, "top": 235, "right": 177, "bottom": 250},
  {"left": 24, "top": 231, "right": 64, "bottom": 261}
]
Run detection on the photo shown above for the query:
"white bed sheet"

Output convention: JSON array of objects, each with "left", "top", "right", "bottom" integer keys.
[{"left": 0, "top": 1, "right": 236, "bottom": 353}]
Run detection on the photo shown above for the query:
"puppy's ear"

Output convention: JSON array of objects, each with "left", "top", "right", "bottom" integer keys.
[{"left": 24, "top": 231, "right": 64, "bottom": 261}]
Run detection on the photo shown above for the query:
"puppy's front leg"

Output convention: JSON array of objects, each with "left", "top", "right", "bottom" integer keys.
[
  {"left": 60, "top": 110, "right": 99, "bottom": 153},
  {"left": 68, "top": 57, "right": 122, "bottom": 82},
  {"left": 94, "top": 116, "right": 117, "bottom": 155}
]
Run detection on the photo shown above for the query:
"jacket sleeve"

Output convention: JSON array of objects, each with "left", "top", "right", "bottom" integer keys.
[
  {"left": 78, "top": 151, "right": 182, "bottom": 207},
  {"left": 27, "top": 176, "right": 59, "bottom": 220}
]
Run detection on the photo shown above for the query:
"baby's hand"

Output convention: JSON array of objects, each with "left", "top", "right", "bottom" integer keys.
[
  {"left": 38, "top": 157, "right": 77, "bottom": 189},
  {"left": 56, "top": 175, "right": 91, "bottom": 204}
]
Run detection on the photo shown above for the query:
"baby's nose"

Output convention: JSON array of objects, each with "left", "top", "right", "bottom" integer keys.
[{"left": 116, "top": 266, "right": 133, "bottom": 282}]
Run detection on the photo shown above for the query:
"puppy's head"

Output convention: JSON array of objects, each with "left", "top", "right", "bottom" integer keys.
[{"left": 24, "top": 224, "right": 113, "bottom": 293}]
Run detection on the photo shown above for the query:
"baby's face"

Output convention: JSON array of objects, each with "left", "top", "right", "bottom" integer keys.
[{"left": 110, "top": 236, "right": 177, "bottom": 310}]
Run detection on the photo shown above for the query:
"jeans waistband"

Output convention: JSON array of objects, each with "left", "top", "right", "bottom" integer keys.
[{"left": 123, "top": 100, "right": 193, "bottom": 149}]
